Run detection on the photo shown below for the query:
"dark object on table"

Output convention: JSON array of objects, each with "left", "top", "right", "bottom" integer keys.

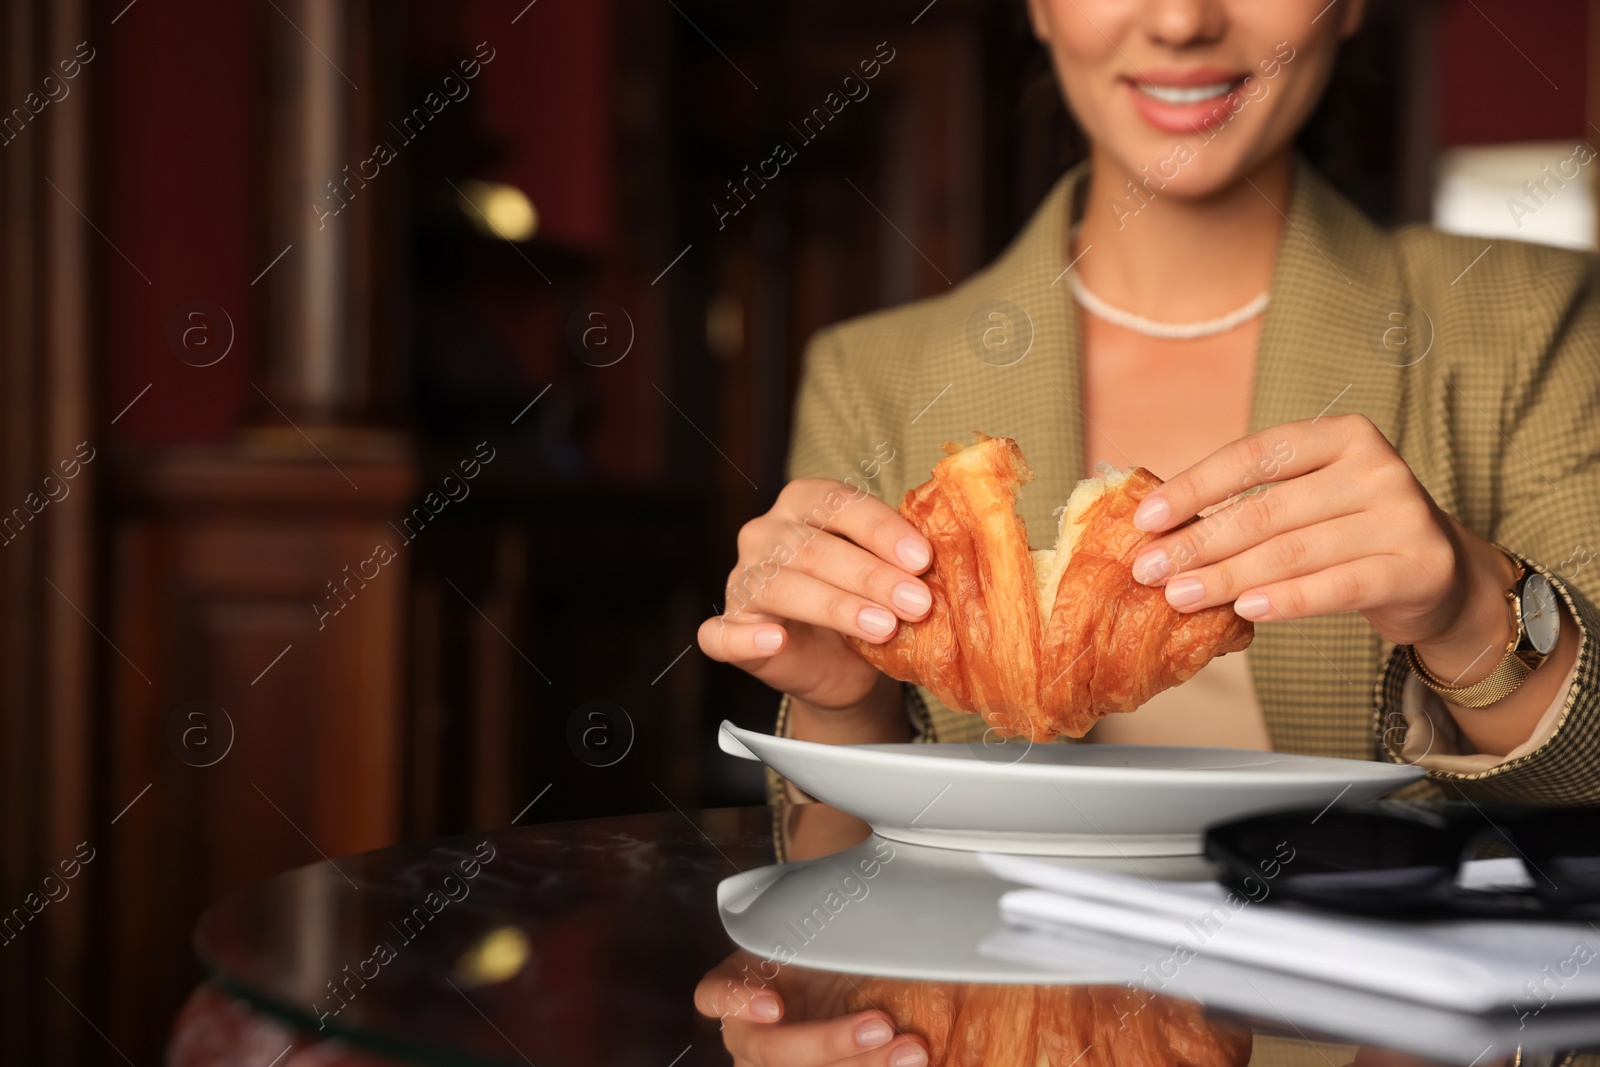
[{"left": 1205, "top": 802, "right": 1600, "bottom": 919}]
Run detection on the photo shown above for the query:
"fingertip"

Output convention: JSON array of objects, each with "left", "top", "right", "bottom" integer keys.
[
  {"left": 895, "top": 535, "right": 931, "bottom": 573},
  {"left": 858, "top": 605, "right": 899, "bottom": 640},
  {"left": 853, "top": 1011, "right": 894, "bottom": 1048},
  {"left": 750, "top": 992, "right": 781, "bottom": 1022},
  {"left": 888, "top": 1036, "right": 930, "bottom": 1066},
  {"left": 891, "top": 581, "right": 933, "bottom": 619},
  {"left": 1130, "top": 548, "right": 1172, "bottom": 586},
  {"left": 1233, "top": 592, "right": 1272, "bottom": 620},
  {"left": 1163, "top": 576, "right": 1204, "bottom": 610},
  {"left": 1133, "top": 493, "right": 1171, "bottom": 532}
]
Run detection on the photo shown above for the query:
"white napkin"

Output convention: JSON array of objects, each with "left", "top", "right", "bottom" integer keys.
[{"left": 980, "top": 852, "right": 1600, "bottom": 1013}]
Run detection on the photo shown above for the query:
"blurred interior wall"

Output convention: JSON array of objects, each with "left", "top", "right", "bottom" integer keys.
[
  {"left": 0, "top": 0, "right": 94, "bottom": 1061},
  {"left": 0, "top": 2, "right": 1594, "bottom": 1065}
]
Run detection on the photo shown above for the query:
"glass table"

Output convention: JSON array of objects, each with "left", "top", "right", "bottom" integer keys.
[{"left": 180, "top": 804, "right": 1600, "bottom": 1067}]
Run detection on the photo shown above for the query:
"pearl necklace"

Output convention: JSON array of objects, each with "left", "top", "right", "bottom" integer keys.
[{"left": 1065, "top": 266, "right": 1270, "bottom": 341}]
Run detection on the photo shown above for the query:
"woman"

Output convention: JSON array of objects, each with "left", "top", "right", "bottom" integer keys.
[{"left": 696, "top": 0, "right": 1600, "bottom": 1063}]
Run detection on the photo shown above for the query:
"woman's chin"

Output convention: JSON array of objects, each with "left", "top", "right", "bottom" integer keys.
[{"left": 1092, "top": 141, "right": 1276, "bottom": 212}]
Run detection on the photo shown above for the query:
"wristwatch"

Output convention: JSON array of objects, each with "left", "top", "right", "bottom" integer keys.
[{"left": 1405, "top": 549, "right": 1561, "bottom": 708}]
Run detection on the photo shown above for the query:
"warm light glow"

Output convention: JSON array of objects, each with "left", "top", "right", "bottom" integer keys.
[
  {"left": 705, "top": 293, "right": 744, "bottom": 360},
  {"left": 458, "top": 179, "right": 539, "bottom": 242},
  {"left": 454, "top": 925, "right": 532, "bottom": 986}
]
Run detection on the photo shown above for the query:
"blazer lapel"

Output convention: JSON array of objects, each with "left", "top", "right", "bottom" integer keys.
[
  {"left": 901, "top": 166, "right": 1088, "bottom": 543},
  {"left": 1246, "top": 160, "right": 1411, "bottom": 757}
]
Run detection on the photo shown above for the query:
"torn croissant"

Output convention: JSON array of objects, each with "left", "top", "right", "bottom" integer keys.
[{"left": 847, "top": 433, "right": 1253, "bottom": 741}]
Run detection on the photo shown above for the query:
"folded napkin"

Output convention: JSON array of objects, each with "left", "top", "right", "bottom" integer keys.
[{"left": 980, "top": 852, "right": 1600, "bottom": 1014}]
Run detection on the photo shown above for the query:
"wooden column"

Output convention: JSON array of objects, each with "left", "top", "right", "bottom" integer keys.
[
  {"left": 0, "top": 0, "right": 95, "bottom": 1061},
  {"left": 265, "top": 0, "right": 374, "bottom": 421}
]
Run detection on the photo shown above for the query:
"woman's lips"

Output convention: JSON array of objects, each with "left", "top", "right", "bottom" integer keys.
[{"left": 1124, "top": 73, "right": 1249, "bottom": 135}]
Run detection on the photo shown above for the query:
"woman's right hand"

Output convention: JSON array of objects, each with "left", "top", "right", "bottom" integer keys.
[
  {"left": 695, "top": 951, "right": 931, "bottom": 1067},
  {"left": 697, "top": 479, "right": 933, "bottom": 714}
]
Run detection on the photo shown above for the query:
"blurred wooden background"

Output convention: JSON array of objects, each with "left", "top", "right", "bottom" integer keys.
[{"left": 0, "top": 0, "right": 1593, "bottom": 1062}]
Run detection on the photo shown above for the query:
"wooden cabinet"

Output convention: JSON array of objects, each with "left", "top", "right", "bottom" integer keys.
[{"left": 105, "top": 438, "right": 415, "bottom": 1057}]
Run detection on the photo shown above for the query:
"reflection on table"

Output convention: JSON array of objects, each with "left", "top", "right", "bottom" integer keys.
[{"left": 170, "top": 803, "right": 1593, "bottom": 1066}]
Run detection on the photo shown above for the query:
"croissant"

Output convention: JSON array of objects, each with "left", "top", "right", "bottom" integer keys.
[
  {"left": 847, "top": 434, "right": 1253, "bottom": 741},
  {"left": 843, "top": 979, "right": 1252, "bottom": 1067}
]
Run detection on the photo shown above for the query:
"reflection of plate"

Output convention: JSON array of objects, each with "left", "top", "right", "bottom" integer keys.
[
  {"left": 717, "top": 835, "right": 1216, "bottom": 983},
  {"left": 718, "top": 838, "right": 1600, "bottom": 1061},
  {"left": 718, "top": 721, "right": 1421, "bottom": 856}
]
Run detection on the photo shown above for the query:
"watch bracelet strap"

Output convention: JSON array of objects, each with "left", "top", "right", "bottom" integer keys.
[{"left": 1404, "top": 640, "right": 1533, "bottom": 708}]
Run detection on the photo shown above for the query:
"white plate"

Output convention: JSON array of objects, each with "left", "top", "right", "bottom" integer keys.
[{"left": 719, "top": 720, "right": 1422, "bottom": 856}]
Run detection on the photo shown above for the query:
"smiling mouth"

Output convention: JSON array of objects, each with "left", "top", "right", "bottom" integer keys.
[{"left": 1132, "top": 80, "right": 1241, "bottom": 105}]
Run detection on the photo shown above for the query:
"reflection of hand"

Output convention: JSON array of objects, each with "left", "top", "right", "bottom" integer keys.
[
  {"left": 694, "top": 950, "right": 930, "bottom": 1067},
  {"left": 779, "top": 803, "right": 874, "bottom": 862}
]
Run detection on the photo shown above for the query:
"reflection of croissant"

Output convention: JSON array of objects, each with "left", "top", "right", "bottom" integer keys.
[
  {"left": 845, "top": 979, "right": 1252, "bottom": 1067},
  {"left": 848, "top": 434, "right": 1253, "bottom": 741}
]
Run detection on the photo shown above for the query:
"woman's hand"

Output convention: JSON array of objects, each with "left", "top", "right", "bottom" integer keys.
[
  {"left": 698, "top": 479, "right": 933, "bottom": 715},
  {"left": 1124, "top": 414, "right": 1570, "bottom": 752},
  {"left": 695, "top": 950, "right": 930, "bottom": 1067},
  {"left": 1125, "top": 414, "right": 1495, "bottom": 646}
]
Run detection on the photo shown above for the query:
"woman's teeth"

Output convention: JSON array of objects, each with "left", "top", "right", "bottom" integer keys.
[{"left": 1135, "top": 82, "right": 1234, "bottom": 105}]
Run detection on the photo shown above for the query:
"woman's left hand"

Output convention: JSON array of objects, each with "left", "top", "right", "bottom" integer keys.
[{"left": 1125, "top": 413, "right": 1515, "bottom": 655}]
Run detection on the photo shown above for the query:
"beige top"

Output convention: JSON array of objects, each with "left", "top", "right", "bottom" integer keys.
[
  {"left": 1083, "top": 650, "right": 1272, "bottom": 750},
  {"left": 1082, "top": 639, "right": 1577, "bottom": 769}
]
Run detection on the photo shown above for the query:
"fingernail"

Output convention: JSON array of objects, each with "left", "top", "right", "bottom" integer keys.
[
  {"left": 1133, "top": 495, "right": 1170, "bottom": 531},
  {"left": 750, "top": 994, "right": 780, "bottom": 1021},
  {"left": 892, "top": 582, "right": 931, "bottom": 614},
  {"left": 1164, "top": 577, "right": 1204, "bottom": 608},
  {"left": 855, "top": 1018, "right": 893, "bottom": 1048},
  {"left": 1234, "top": 592, "right": 1271, "bottom": 619},
  {"left": 890, "top": 1043, "right": 929, "bottom": 1067},
  {"left": 896, "top": 537, "right": 931, "bottom": 570},
  {"left": 753, "top": 627, "right": 784, "bottom": 652},
  {"left": 1131, "top": 549, "right": 1171, "bottom": 585},
  {"left": 858, "top": 606, "right": 897, "bottom": 635}
]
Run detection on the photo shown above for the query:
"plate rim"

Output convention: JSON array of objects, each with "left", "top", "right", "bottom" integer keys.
[{"left": 719, "top": 719, "right": 1425, "bottom": 787}]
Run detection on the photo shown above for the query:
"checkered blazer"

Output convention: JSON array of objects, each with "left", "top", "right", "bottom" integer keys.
[{"left": 777, "top": 160, "right": 1600, "bottom": 806}]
